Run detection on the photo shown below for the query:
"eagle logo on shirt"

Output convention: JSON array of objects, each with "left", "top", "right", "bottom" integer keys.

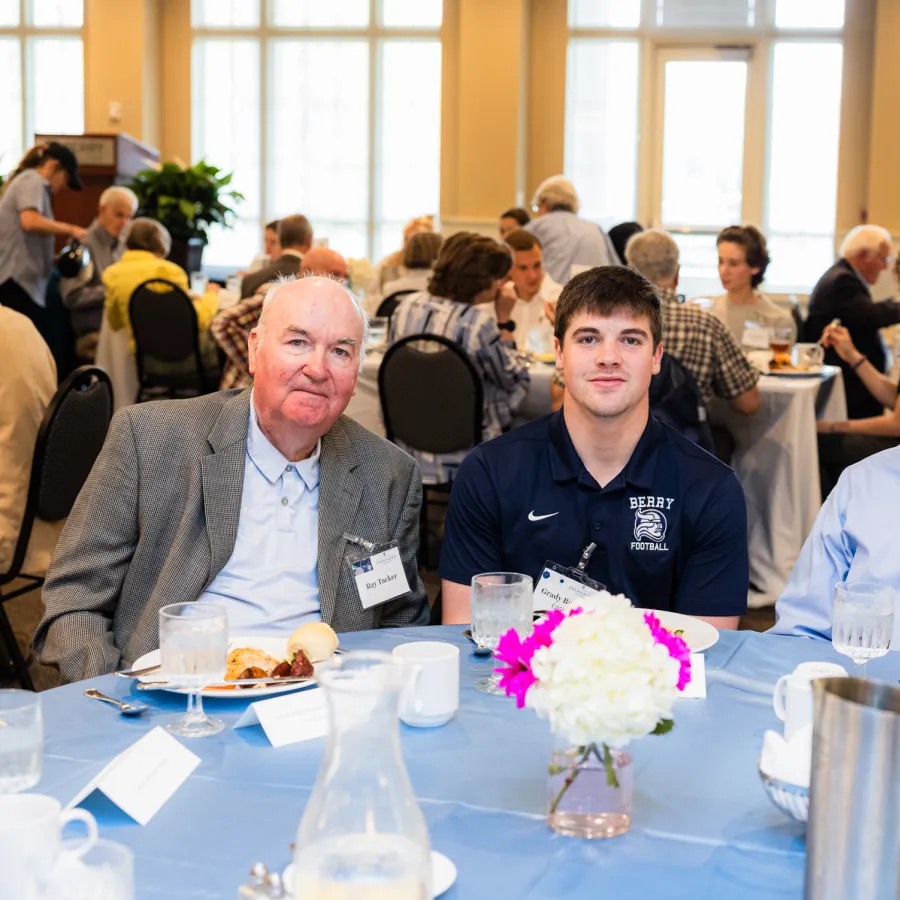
[{"left": 634, "top": 508, "right": 667, "bottom": 542}]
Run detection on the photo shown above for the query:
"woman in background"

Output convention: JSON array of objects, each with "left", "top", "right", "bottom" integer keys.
[
  {"left": 382, "top": 231, "right": 444, "bottom": 299},
  {"left": 0, "top": 142, "right": 85, "bottom": 338},
  {"left": 247, "top": 219, "right": 281, "bottom": 274},
  {"left": 378, "top": 214, "right": 435, "bottom": 290},
  {"left": 498, "top": 207, "right": 530, "bottom": 240},
  {"left": 711, "top": 225, "right": 795, "bottom": 345}
]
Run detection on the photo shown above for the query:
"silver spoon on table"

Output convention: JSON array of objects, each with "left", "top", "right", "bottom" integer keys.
[
  {"left": 84, "top": 688, "right": 149, "bottom": 717},
  {"left": 461, "top": 630, "right": 493, "bottom": 658}
]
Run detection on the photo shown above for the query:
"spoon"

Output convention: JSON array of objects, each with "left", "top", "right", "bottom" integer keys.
[
  {"left": 84, "top": 689, "right": 150, "bottom": 717},
  {"left": 461, "top": 630, "right": 493, "bottom": 658}
]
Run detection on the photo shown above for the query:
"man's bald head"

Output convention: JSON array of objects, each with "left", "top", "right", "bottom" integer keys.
[{"left": 300, "top": 247, "right": 349, "bottom": 280}]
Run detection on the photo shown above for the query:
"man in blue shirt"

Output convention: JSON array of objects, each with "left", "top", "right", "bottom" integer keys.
[
  {"left": 439, "top": 266, "right": 749, "bottom": 627},
  {"left": 772, "top": 446, "right": 900, "bottom": 643}
]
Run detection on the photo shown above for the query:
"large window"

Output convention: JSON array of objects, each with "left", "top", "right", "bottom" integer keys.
[
  {"left": 0, "top": 0, "right": 83, "bottom": 176},
  {"left": 192, "top": 0, "right": 442, "bottom": 267},
  {"left": 565, "top": 0, "right": 847, "bottom": 294}
]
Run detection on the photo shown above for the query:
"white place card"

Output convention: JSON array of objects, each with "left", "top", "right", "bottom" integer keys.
[
  {"left": 680, "top": 653, "right": 707, "bottom": 699},
  {"left": 234, "top": 688, "right": 329, "bottom": 747},
  {"left": 66, "top": 727, "right": 200, "bottom": 826}
]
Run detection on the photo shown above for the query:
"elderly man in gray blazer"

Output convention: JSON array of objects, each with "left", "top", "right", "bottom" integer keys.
[{"left": 35, "top": 275, "right": 429, "bottom": 683}]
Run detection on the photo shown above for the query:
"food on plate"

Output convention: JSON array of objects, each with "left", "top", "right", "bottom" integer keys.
[
  {"left": 238, "top": 666, "right": 268, "bottom": 680},
  {"left": 291, "top": 652, "right": 315, "bottom": 679},
  {"left": 270, "top": 660, "right": 293, "bottom": 678},
  {"left": 287, "top": 622, "right": 339, "bottom": 663},
  {"left": 226, "top": 647, "right": 281, "bottom": 681},
  {"left": 538, "top": 352, "right": 556, "bottom": 364}
]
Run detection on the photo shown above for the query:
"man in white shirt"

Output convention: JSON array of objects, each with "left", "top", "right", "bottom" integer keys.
[{"left": 502, "top": 228, "right": 561, "bottom": 354}]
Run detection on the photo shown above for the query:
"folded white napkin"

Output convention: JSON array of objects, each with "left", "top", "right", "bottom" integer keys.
[{"left": 760, "top": 724, "right": 813, "bottom": 788}]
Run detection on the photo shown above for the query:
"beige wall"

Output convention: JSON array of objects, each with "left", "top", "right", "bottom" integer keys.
[{"left": 868, "top": 0, "right": 900, "bottom": 232}]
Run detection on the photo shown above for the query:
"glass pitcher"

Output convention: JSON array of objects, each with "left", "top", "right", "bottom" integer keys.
[{"left": 294, "top": 652, "right": 432, "bottom": 899}]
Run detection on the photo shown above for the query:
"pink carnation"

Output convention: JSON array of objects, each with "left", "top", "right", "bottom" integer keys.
[{"left": 643, "top": 612, "right": 692, "bottom": 690}]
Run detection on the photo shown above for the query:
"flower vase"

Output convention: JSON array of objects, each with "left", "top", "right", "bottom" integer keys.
[{"left": 547, "top": 738, "right": 633, "bottom": 838}]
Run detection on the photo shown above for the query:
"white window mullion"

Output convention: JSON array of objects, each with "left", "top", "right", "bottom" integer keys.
[{"left": 367, "top": 0, "right": 378, "bottom": 260}]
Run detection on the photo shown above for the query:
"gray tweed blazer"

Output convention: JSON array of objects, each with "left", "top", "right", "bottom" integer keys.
[{"left": 34, "top": 389, "right": 429, "bottom": 683}]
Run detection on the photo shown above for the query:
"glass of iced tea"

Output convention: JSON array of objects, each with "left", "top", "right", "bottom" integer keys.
[{"left": 769, "top": 326, "right": 794, "bottom": 368}]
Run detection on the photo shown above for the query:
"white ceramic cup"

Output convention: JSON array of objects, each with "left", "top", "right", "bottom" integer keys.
[
  {"left": 773, "top": 661, "right": 849, "bottom": 740},
  {"left": 793, "top": 342, "right": 825, "bottom": 367},
  {"left": 0, "top": 794, "right": 98, "bottom": 897},
  {"left": 393, "top": 642, "right": 460, "bottom": 727}
]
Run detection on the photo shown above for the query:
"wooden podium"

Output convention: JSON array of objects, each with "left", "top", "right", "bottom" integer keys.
[{"left": 33, "top": 133, "right": 160, "bottom": 246}]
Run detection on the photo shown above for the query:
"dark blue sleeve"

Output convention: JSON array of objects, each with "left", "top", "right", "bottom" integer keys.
[
  {"left": 438, "top": 449, "right": 504, "bottom": 585},
  {"left": 674, "top": 471, "right": 749, "bottom": 617}
]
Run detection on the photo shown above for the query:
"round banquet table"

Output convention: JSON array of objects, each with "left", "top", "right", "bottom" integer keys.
[{"left": 35, "top": 626, "right": 900, "bottom": 899}]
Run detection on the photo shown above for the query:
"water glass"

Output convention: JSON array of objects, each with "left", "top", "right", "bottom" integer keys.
[
  {"left": 189, "top": 272, "right": 209, "bottom": 295},
  {"left": 159, "top": 602, "right": 228, "bottom": 738},
  {"left": 0, "top": 689, "right": 42, "bottom": 793},
  {"left": 37, "top": 839, "right": 134, "bottom": 900},
  {"left": 368, "top": 316, "right": 388, "bottom": 349},
  {"left": 471, "top": 572, "right": 533, "bottom": 694},
  {"left": 832, "top": 581, "right": 894, "bottom": 678},
  {"left": 225, "top": 274, "right": 241, "bottom": 295}
]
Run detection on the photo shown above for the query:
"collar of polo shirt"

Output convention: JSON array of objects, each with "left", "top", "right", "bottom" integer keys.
[
  {"left": 547, "top": 411, "right": 661, "bottom": 491},
  {"left": 248, "top": 396, "right": 321, "bottom": 490}
]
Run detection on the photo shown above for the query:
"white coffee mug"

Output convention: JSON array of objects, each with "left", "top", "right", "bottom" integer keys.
[
  {"left": 793, "top": 342, "right": 825, "bottom": 367},
  {"left": 0, "top": 794, "right": 98, "bottom": 897},
  {"left": 773, "top": 661, "right": 848, "bottom": 740},
  {"left": 393, "top": 642, "right": 460, "bottom": 728}
]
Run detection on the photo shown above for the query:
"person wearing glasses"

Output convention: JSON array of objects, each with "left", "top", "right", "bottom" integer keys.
[{"left": 803, "top": 224, "right": 900, "bottom": 420}]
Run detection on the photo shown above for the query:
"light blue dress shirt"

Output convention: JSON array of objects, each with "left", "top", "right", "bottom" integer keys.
[
  {"left": 772, "top": 445, "right": 900, "bottom": 645},
  {"left": 199, "top": 397, "right": 322, "bottom": 635}
]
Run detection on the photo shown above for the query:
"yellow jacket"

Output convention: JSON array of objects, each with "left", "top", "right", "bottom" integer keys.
[{"left": 102, "top": 250, "right": 218, "bottom": 352}]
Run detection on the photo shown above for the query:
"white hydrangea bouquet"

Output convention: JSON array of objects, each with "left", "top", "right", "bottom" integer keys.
[{"left": 494, "top": 591, "right": 691, "bottom": 826}]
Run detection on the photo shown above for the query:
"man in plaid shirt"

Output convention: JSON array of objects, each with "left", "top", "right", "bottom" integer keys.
[
  {"left": 211, "top": 247, "right": 349, "bottom": 390},
  {"left": 625, "top": 229, "right": 760, "bottom": 415}
]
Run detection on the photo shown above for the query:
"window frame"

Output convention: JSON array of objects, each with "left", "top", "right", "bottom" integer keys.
[{"left": 191, "top": 0, "right": 441, "bottom": 263}]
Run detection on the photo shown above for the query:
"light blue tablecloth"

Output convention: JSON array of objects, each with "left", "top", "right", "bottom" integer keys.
[{"left": 36, "top": 627, "right": 900, "bottom": 899}]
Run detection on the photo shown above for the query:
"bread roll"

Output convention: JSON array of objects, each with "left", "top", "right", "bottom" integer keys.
[{"left": 287, "top": 622, "right": 339, "bottom": 663}]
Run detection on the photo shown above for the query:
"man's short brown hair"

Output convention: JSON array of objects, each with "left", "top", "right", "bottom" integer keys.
[
  {"left": 427, "top": 232, "right": 512, "bottom": 305},
  {"left": 278, "top": 214, "right": 313, "bottom": 249},
  {"left": 402, "top": 231, "right": 444, "bottom": 269},
  {"left": 504, "top": 228, "right": 542, "bottom": 253},
  {"left": 554, "top": 266, "right": 662, "bottom": 347}
]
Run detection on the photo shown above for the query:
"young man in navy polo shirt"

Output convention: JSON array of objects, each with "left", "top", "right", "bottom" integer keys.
[{"left": 439, "top": 265, "right": 749, "bottom": 628}]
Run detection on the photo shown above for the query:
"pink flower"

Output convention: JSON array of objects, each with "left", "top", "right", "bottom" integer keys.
[
  {"left": 494, "top": 607, "right": 582, "bottom": 707},
  {"left": 643, "top": 612, "right": 692, "bottom": 690}
]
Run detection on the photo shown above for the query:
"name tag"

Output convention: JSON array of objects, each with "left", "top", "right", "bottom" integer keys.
[
  {"left": 349, "top": 546, "right": 412, "bottom": 610},
  {"left": 533, "top": 561, "right": 606, "bottom": 613},
  {"left": 741, "top": 325, "right": 771, "bottom": 350}
]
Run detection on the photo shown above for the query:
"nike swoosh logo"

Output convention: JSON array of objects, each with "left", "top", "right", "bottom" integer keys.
[{"left": 528, "top": 510, "right": 559, "bottom": 522}]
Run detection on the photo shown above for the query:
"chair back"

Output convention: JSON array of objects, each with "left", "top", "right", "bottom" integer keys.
[
  {"left": 376, "top": 289, "right": 417, "bottom": 320},
  {"left": 129, "top": 278, "right": 212, "bottom": 397},
  {"left": 3, "top": 366, "right": 112, "bottom": 582},
  {"left": 790, "top": 296, "right": 805, "bottom": 336},
  {"left": 379, "top": 334, "right": 483, "bottom": 454},
  {"left": 649, "top": 353, "right": 716, "bottom": 455}
]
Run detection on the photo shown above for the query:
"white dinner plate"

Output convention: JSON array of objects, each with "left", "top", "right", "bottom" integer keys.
[
  {"left": 636, "top": 609, "right": 719, "bottom": 652},
  {"left": 134, "top": 635, "right": 323, "bottom": 699},
  {"left": 763, "top": 365, "right": 824, "bottom": 378},
  {"left": 282, "top": 851, "right": 456, "bottom": 897}
]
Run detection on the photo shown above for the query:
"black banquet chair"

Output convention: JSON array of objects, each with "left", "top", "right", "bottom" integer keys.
[
  {"left": 375, "top": 288, "right": 418, "bottom": 321},
  {"left": 378, "top": 334, "right": 484, "bottom": 570},
  {"left": 0, "top": 366, "right": 113, "bottom": 689},
  {"left": 129, "top": 278, "right": 219, "bottom": 402}
]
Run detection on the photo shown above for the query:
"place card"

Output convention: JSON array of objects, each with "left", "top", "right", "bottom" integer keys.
[
  {"left": 66, "top": 727, "right": 200, "bottom": 826},
  {"left": 234, "top": 688, "right": 329, "bottom": 747},
  {"left": 680, "top": 653, "right": 707, "bottom": 699}
]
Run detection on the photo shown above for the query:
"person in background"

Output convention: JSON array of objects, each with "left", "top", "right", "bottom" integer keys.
[
  {"left": 241, "top": 215, "right": 312, "bottom": 298},
  {"left": 0, "top": 142, "right": 85, "bottom": 339},
  {"left": 388, "top": 232, "right": 529, "bottom": 483},
  {"left": 0, "top": 307, "right": 60, "bottom": 579},
  {"left": 815, "top": 320, "right": 900, "bottom": 497},
  {"left": 498, "top": 207, "right": 530, "bottom": 241},
  {"left": 772, "top": 445, "right": 900, "bottom": 643},
  {"left": 381, "top": 231, "right": 444, "bottom": 301},
  {"left": 212, "top": 247, "right": 349, "bottom": 391},
  {"left": 608, "top": 222, "right": 644, "bottom": 270},
  {"left": 378, "top": 215, "right": 435, "bottom": 292},
  {"left": 625, "top": 229, "right": 760, "bottom": 416},
  {"left": 803, "top": 224, "right": 900, "bottom": 420},
  {"left": 525, "top": 175, "right": 618, "bottom": 284},
  {"left": 711, "top": 225, "right": 795, "bottom": 345},
  {"left": 59, "top": 186, "right": 138, "bottom": 361},
  {"left": 502, "top": 229, "right": 561, "bottom": 353},
  {"left": 247, "top": 220, "right": 282, "bottom": 274}
]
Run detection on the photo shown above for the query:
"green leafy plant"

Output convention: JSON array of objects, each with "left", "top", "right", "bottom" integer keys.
[{"left": 128, "top": 160, "right": 243, "bottom": 245}]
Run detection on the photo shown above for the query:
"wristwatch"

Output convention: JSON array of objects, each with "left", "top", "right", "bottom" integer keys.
[{"left": 498, "top": 320, "right": 516, "bottom": 333}]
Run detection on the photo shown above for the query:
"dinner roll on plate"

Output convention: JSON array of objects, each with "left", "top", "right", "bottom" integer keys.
[{"left": 288, "top": 622, "right": 339, "bottom": 663}]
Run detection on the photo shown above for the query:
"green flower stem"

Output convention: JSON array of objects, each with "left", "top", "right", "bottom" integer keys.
[
  {"left": 602, "top": 743, "right": 620, "bottom": 789},
  {"left": 549, "top": 742, "right": 619, "bottom": 815}
]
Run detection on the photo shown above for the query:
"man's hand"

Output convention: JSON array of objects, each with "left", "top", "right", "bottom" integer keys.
[
  {"left": 495, "top": 280, "right": 517, "bottom": 324},
  {"left": 544, "top": 297, "right": 557, "bottom": 326},
  {"left": 67, "top": 224, "right": 86, "bottom": 241},
  {"left": 821, "top": 324, "right": 861, "bottom": 365}
]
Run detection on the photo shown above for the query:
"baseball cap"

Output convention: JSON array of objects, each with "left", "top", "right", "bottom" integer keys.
[{"left": 43, "top": 142, "right": 83, "bottom": 191}]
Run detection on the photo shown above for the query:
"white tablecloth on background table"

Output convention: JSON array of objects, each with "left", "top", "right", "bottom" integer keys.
[
  {"left": 94, "top": 315, "right": 138, "bottom": 412},
  {"left": 344, "top": 352, "right": 557, "bottom": 435},
  {"left": 710, "top": 368, "right": 846, "bottom": 607}
]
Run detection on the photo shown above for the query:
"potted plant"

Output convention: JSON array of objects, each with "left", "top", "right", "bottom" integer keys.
[{"left": 128, "top": 160, "right": 243, "bottom": 273}]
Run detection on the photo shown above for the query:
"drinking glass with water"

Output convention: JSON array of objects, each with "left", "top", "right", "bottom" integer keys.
[
  {"left": 832, "top": 581, "right": 894, "bottom": 679},
  {"left": 471, "top": 572, "right": 533, "bottom": 694},
  {"left": 0, "top": 690, "right": 42, "bottom": 793},
  {"left": 159, "top": 602, "right": 228, "bottom": 738}
]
